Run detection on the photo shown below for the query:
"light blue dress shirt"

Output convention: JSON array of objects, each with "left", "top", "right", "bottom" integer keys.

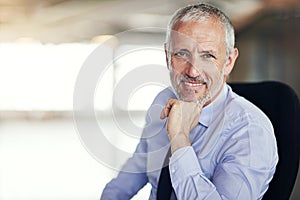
[{"left": 101, "top": 84, "right": 278, "bottom": 200}]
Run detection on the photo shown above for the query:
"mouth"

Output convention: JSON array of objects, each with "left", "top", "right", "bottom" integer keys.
[
  {"left": 182, "top": 78, "right": 207, "bottom": 91},
  {"left": 184, "top": 81, "right": 206, "bottom": 87}
]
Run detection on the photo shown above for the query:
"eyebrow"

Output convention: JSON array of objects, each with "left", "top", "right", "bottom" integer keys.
[
  {"left": 171, "top": 47, "right": 217, "bottom": 56},
  {"left": 171, "top": 48, "right": 190, "bottom": 54},
  {"left": 198, "top": 50, "right": 217, "bottom": 55}
]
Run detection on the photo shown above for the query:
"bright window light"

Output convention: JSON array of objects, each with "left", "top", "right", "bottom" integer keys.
[
  {"left": 112, "top": 45, "right": 170, "bottom": 111},
  {"left": 0, "top": 43, "right": 99, "bottom": 111},
  {"left": 0, "top": 43, "right": 169, "bottom": 111}
]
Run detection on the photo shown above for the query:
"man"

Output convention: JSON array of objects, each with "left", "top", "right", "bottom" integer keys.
[{"left": 101, "top": 3, "right": 278, "bottom": 200}]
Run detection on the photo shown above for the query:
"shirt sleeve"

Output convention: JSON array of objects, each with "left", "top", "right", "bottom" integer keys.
[
  {"left": 100, "top": 138, "right": 149, "bottom": 200},
  {"left": 169, "top": 122, "right": 278, "bottom": 200},
  {"left": 101, "top": 88, "right": 174, "bottom": 200},
  {"left": 169, "top": 147, "right": 222, "bottom": 200}
]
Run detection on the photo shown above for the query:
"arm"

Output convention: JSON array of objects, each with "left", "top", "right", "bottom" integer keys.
[
  {"left": 101, "top": 124, "right": 149, "bottom": 199},
  {"left": 102, "top": 88, "right": 176, "bottom": 199},
  {"left": 169, "top": 131, "right": 277, "bottom": 200},
  {"left": 161, "top": 98, "right": 278, "bottom": 199},
  {"left": 100, "top": 154, "right": 148, "bottom": 200}
]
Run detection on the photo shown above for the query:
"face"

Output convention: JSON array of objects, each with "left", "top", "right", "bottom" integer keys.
[{"left": 166, "top": 18, "right": 238, "bottom": 105}]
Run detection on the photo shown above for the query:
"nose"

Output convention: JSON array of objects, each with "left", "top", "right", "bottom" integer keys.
[{"left": 185, "top": 59, "right": 201, "bottom": 78}]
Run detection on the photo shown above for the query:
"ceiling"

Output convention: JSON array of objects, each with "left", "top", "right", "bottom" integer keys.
[{"left": 0, "top": 0, "right": 299, "bottom": 43}]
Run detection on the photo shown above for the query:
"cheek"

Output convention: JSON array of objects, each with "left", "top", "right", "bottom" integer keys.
[
  {"left": 214, "top": 61, "right": 227, "bottom": 76},
  {"left": 224, "top": 65, "right": 231, "bottom": 76},
  {"left": 170, "top": 57, "right": 187, "bottom": 73},
  {"left": 170, "top": 70, "right": 180, "bottom": 84}
]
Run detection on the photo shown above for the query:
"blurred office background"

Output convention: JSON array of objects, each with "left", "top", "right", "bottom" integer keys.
[{"left": 0, "top": 0, "right": 299, "bottom": 199}]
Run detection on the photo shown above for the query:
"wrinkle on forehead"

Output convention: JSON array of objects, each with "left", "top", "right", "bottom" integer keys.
[
  {"left": 172, "top": 16, "right": 224, "bottom": 35},
  {"left": 170, "top": 18, "right": 226, "bottom": 58}
]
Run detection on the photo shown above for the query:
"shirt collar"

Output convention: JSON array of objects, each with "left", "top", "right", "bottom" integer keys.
[{"left": 198, "top": 83, "right": 228, "bottom": 127}]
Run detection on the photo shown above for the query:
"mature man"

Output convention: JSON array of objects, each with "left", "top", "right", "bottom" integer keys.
[{"left": 101, "top": 3, "right": 278, "bottom": 200}]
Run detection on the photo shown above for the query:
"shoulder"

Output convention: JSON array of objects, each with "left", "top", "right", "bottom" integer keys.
[
  {"left": 144, "top": 87, "right": 176, "bottom": 126},
  {"left": 222, "top": 86, "right": 278, "bottom": 167},
  {"left": 224, "top": 85, "right": 273, "bottom": 131},
  {"left": 222, "top": 85, "right": 276, "bottom": 150},
  {"left": 151, "top": 87, "right": 177, "bottom": 106}
]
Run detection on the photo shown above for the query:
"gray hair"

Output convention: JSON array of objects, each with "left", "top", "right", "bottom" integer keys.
[{"left": 165, "top": 3, "right": 235, "bottom": 56}]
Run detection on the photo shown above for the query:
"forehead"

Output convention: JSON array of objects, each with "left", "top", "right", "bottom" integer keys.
[{"left": 170, "top": 18, "right": 225, "bottom": 50}]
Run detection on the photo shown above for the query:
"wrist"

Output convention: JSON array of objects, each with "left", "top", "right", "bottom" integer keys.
[{"left": 169, "top": 133, "right": 191, "bottom": 154}]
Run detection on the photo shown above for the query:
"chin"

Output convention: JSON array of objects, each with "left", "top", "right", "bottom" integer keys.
[{"left": 177, "top": 90, "right": 202, "bottom": 103}]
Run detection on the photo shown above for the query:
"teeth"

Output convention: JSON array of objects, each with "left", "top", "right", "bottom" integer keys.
[{"left": 184, "top": 82, "right": 204, "bottom": 87}]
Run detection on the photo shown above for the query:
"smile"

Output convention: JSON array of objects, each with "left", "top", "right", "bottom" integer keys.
[{"left": 184, "top": 81, "right": 205, "bottom": 87}]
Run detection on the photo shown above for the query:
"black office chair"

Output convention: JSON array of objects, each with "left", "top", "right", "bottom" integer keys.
[{"left": 230, "top": 81, "right": 300, "bottom": 200}]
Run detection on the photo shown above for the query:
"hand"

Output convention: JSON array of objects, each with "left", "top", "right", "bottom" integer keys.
[{"left": 160, "top": 98, "right": 203, "bottom": 153}]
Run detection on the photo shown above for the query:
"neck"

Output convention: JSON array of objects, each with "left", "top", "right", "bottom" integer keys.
[{"left": 203, "top": 82, "right": 225, "bottom": 107}]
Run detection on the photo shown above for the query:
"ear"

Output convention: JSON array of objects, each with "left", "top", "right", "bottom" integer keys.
[
  {"left": 164, "top": 43, "right": 169, "bottom": 68},
  {"left": 224, "top": 48, "right": 239, "bottom": 76}
]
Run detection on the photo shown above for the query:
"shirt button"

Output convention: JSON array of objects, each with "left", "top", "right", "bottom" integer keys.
[{"left": 171, "top": 169, "right": 176, "bottom": 174}]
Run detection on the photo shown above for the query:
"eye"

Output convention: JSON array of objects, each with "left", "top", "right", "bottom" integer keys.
[
  {"left": 201, "top": 53, "right": 216, "bottom": 59},
  {"left": 174, "top": 49, "right": 190, "bottom": 58}
]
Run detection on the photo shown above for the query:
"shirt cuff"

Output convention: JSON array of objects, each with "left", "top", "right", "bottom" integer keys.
[{"left": 169, "top": 146, "right": 203, "bottom": 184}]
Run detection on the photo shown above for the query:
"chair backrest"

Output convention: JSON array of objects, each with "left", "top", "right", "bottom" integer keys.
[{"left": 229, "top": 81, "right": 300, "bottom": 200}]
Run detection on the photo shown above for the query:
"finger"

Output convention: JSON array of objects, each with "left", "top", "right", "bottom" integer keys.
[
  {"left": 160, "top": 98, "right": 177, "bottom": 119},
  {"left": 160, "top": 109, "right": 166, "bottom": 119}
]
